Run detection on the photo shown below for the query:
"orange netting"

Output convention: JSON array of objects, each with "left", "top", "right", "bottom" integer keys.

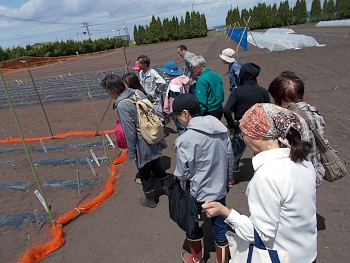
[
  {"left": 15, "top": 149, "right": 128, "bottom": 263},
  {"left": 0, "top": 130, "right": 115, "bottom": 143}
]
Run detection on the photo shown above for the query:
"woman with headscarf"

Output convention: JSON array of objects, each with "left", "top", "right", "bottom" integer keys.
[{"left": 202, "top": 103, "right": 317, "bottom": 263}]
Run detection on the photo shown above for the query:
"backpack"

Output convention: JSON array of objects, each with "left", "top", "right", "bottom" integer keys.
[
  {"left": 115, "top": 120, "right": 127, "bottom": 148},
  {"left": 229, "top": 61, "right": 243, "bottom": 88},
  {"left": 122, "top": 92, "right": 163, "bottom": 145}
]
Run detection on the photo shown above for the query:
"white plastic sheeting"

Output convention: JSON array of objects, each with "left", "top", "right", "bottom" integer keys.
[
  {"left": 265, "top": 28, "right": 295, "bottom": 34},
  {"left": 316, "top": 19, "right": 350, "bottom": 27},
  {"left": 248, "top": 28, "right": 322, "bottom": 52}
]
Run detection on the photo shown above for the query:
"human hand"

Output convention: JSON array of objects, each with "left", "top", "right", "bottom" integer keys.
[{"left": 202, "top": 200, "right": 225, "bottom": 218}]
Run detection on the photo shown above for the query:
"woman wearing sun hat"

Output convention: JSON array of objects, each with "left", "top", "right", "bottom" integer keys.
[
  {"left": 202, "top": 103, "right": 317, "bottom": 263},
  {"left": 159, "top": 61, "right": 189, "bottom": 135}
]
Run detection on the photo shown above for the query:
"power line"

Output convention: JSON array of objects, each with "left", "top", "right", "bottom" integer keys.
[{"left": 0, "top": 14, "right": 82, "bottom": 26}]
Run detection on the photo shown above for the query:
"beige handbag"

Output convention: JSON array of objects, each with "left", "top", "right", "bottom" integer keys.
[{"left": 288, "top": 105, "right": 347, "bottom": 182}]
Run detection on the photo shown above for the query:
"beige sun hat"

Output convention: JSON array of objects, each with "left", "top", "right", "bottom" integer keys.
[{"left": 219, "top": 48, "right": 236, "bottom": 63}]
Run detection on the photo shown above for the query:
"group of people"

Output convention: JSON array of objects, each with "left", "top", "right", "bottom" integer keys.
[{"left": 100, "top": 45, "right": 327, "bottom": 263}]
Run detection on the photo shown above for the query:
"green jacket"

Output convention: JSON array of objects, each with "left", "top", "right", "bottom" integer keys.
[{"left": 196, "top": 68, "right": 225, "bottom": 115}]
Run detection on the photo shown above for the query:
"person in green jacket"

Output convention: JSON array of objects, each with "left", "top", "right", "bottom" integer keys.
[{"left": 191, "top": 55, "right": 225, "bottom": 120}]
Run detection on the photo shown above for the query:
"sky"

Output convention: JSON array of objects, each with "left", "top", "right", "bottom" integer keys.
[{"left": 0, "top": 0, "right": 314, "bottom": 49}]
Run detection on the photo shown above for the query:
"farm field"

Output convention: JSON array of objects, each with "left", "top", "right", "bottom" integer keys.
[{"left": 0, "top": 25, "right": 349, "bottom": 263}]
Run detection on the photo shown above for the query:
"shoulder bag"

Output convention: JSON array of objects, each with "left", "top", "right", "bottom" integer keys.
[
  {"left": 168, "top": 176, "right": 198, "bottom": 236},
  {"left": 289, "top": 105, "right": 347, "bottom": 182},
  {"left": 247, "top": 228, "right": 289, "bottom": 263}
]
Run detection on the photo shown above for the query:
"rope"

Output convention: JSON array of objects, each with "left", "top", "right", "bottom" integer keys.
[
  {"left": 76, "top": 52, "right": 113, "bottom": 164},
  {"left": 0, "top": 69, "right": 55, "bottom": 225}
]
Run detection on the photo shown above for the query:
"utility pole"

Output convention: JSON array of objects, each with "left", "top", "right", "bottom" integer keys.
[{"left": 83, "top": 22, "right": 91, "bottom": 40}]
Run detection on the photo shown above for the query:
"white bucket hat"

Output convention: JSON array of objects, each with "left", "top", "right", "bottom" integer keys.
[{"left": 219, "top": 48, "right": 236, "bottom": 63}]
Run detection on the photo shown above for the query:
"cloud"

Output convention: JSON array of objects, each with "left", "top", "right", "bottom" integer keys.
[{"left": 0, "top": 0, "right": 303, "bottom": 48}]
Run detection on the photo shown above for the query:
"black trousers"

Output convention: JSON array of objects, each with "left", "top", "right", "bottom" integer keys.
[
  {"left": 137, "top": 157, "right": 166, "bottom": 193},
  {"left": 206, "top": 106, "right": 223, "bottom": 120}
]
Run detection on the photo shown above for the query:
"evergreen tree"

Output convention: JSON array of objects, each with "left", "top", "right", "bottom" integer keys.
[
  {"left": 0, "top": 46, "right": 8, "bottom": 62},
  {"left": 250, "top": 7, "right": 259, "bottom": 29},
  {"left": 133, "top": 25, "right": 140, "bottom": 45},
  {"left": 294, "top": 0, "right": 308, "bottom": 24},
  {"left": 310, "top": 0, "right": 322, "bottom": 22},
  {"left": 335, "top": 0, "right": 349, "bottom": 18},
  {"left": 191, "top": 11, "right": 200, "bottom": 38},
  {"left": 179, "top": 16, "right": 185, "bottom": 39},
  {"left": 300, "top": 0, "right": 308, "bottom": 23},
  {"left": 326, "top": 0, "right": 336, "bottom": 19},
  {"left": 162, "top": 18, "right": 169, "bottom": 41},
  {"left": 200, "top": 13, "right": 208, "bottom": 37},
  {"left": 148, "top": 15, "right": 157, "bottom": 43},
  {"left": 257, "top": 3, "right": 269, "bottom": 28},
  {"left": 138, "top": 25, "right": 146, "bottom": 44},
  {"left": 226, "top": 9, "right": 233, "bottom": 26},
  {"left": 184, "top": 11, "right": 192, "bottom": 39},
  {"left": 156, "top": 17, "right": 163, "bottom": 42},
  {"left": 270, "top": 3, "right": 279, "bottom": 27},
  {"left": 278, "top": 0, "right": 293, "bottom": 26},
  {"left": 145, "top": 25, "right": 150, "bottom": 44},
  {"left": 240, "top": 8, "right": 249, "bottom": 25}
]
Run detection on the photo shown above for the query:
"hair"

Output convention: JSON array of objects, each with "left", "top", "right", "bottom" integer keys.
[
  {"left": 177, "top": 45, "right": 187, "bottom": 51},
  {"left": 285, "top": 127, "right": 311, "bottom": 162},
  {"left": 122, "top": 72, "right": 147, "bottom": 95},
  {"left": 100, "top": 74, "right": 126, "bottom": 96},
  {"left": 137, "top": 55, "right": 150, "bottom": 67},
  {"left": 268, "top": 72, "right": 304, "bottom": 106},
  {"left": 191, "top": 55, "right": 206, "bottom": 67},
  {"left": 187, "top": 105, "right": 200, "bottom": 117}
]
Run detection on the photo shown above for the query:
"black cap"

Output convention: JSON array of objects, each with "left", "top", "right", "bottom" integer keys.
[{"left": 165, "top": 93, "right": 198, "bottom": 118}]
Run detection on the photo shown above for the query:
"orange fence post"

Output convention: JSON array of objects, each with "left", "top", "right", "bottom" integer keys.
[{"left": 342, "top": 28, "right": 349, "bottom": 43}]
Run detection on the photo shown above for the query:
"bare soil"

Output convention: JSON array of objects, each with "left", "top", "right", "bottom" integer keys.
[{"left": 0, "top": 25, "right": 349, "bottom": 263}]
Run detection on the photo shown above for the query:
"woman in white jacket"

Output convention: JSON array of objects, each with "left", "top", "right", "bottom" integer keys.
[{"left": 202, "top": 103, "right": 317, "bottom": 263}]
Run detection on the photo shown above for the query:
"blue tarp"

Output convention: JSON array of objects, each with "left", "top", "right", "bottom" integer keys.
[
  {"left": 0, "top": 213, "right": 49, "bottom": 228},
  {"left": 227, "top": 28, "right": 248, "bottom": 51}
]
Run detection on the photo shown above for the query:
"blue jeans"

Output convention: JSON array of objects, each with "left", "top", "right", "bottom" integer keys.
[
  {"left": 232, "top": 132, "right": 246, "bottom": 172},
  {"left": 187, "top": 197, "right": 227, "bottom": 244},
  {"left": 174, "top": 119, "right": 186, "bottom": 135},
  {"left": 189, "top": 84, "right": 196, "bottom": 95}
]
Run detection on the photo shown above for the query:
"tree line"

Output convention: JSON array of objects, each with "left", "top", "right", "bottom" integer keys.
[
  {"left": 226, "top": 0, "right": 349, "bottom": 30},
  {"left": 0, "top": 37, "right": 128, "bottom": 63},
  {"left": 133, "top": 11, "right": 208, "bottom": 45}
]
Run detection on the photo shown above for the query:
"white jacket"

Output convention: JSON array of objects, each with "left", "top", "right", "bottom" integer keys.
[{"left": 225, "top": 148, "right": 317, "bottom": 263}]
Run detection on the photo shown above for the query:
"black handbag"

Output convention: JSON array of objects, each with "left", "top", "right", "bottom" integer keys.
[{"left": 168, "top": 177, "right": 198, "bottom": 236}]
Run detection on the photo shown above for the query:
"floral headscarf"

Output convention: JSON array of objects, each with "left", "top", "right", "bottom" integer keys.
[{"left": 240, "top": 103, "right": 302, "bottom": 145}]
